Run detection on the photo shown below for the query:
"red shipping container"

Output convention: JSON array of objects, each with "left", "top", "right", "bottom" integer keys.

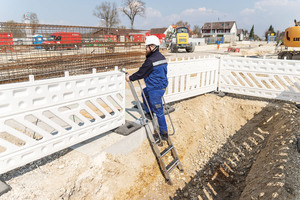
[{"left": 0, "top": 32, "right": 14, "bottom": 52}]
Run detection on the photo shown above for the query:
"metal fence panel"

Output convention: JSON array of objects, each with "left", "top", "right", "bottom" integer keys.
[{"left": 0, "top": 68, "right": 125, "bottom": 174}]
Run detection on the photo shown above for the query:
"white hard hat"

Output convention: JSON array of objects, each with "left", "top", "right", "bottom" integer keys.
[{"left": 145, "top": 35, "right": 160, "bottom": 46}]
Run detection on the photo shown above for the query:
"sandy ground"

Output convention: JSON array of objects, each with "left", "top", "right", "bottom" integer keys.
[
  {"left": 1, "top": 42, "right": 300, "bottom": 200},
  {"left": 1, "top": 93, "right": 299, "bottom": 200},
  {"left": 162, "top": 41, "right": 279, "bottom": 60}
]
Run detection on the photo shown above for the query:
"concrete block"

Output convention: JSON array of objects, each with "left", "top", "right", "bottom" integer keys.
[
  {"left": 114, "top": 121, "right": 142, "bottom": 136},
  {"left": 0, "top": 180, "right": 11, "bottom": 196}
]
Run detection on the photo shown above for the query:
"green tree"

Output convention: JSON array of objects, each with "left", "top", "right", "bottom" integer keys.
[
  {"left": 265, "top": 25, "right": 276, "bottom": 40},
  {"left": 249, "top": 25, "right": 254, "bottom": 40},
  {"left": 268, "top": 25, "right": 275, "bottom": 33},
  {"left": 121, "top": 0, "right": 145, "bottom": 29}
]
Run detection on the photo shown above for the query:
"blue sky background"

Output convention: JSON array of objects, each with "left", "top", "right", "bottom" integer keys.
[{"left": 0, "top": 0, "right": 299, "bottom": 38}]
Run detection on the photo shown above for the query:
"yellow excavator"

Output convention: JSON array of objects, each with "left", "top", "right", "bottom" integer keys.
[
  {"left": 278, "top": 19, "right": 300, "bottom": 59},
  {"left": 169, "top": 27, "right": 195, "bottom": 53}
]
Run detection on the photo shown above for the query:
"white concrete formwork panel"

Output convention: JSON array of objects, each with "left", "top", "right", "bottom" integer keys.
[
  {"left": 0, "top": 69, "right": 125, "bottom": 174},
  {"left": 164, "top": 57, "right": 219, "bottom": 103},
  {"left": 219, "top": 57, "right": 300, "bottom": 102}
]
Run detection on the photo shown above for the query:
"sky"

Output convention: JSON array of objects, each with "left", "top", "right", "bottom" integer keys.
[{"left": 0, "top": 0, "right": 300, "bottom": 38}]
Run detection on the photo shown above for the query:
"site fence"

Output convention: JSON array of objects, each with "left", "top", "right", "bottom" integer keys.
[
  {"left": 2, "top": 55, "right": 300, "bottom": 174},
  {"left": 164, "top": 56, "right": 219, "bottom": 103},
  {"left": 219, "top": 56, "right": 300, "bottom": 102},
  {"left": 0, "top": 67, "right": 125, "bottom": 174},
  {"left": 0, "top": 22, "right": 145, "bottom": 84}
]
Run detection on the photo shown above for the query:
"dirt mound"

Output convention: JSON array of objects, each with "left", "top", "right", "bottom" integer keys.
[{"left": 1, "top": 94, "right": 300, "bottom": 200}]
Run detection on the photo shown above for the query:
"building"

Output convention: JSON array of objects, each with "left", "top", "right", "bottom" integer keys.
[
  {"left": 201, "top": 21, "right": 237, "bottom": 42},
  {"left": 237, "top": 29, "right": 247, "bottom": 41}
]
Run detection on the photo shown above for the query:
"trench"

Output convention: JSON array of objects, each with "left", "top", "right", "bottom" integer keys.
[
  {"left": 123, "top": 94, "right": 300, "bottom": 200},
  {"left": 1, "top": 94, "right": 300, "bottom": 200}
]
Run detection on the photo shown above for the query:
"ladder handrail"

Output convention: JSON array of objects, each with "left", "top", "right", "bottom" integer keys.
[
  {"left": 162, "top": 96, "right": 176, "bottom": 136},
  {"left": 121, "top": 69, "right": 183, "bottom": 185}
]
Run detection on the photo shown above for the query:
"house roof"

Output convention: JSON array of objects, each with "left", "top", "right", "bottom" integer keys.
[
  {"left": 93, "top": 28, "right": 145, "bottom": 35},
  {"left": 237, "top": 29, "right": 244, "bottom": 35},
  {"left": 202, "top": 21, "right": 236, "bottom": 30},
  {"left": 149, "top": 28, "right": 167, "bottom": 34}
]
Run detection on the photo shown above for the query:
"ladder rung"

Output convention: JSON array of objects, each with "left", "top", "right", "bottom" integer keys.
[
  {"left": 153, "top": 136, "right": 163, "bottom": 146},
  {"left": 160, "top": 145, "right": 174, "bottom": 158},
  {"left": 166, "top": 159, "right": 180, "bottom": 173}
]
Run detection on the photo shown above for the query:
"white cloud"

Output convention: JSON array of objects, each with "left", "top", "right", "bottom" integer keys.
[
  {"left": 123, "top": 1, "right": 300, "bottom": 39},
  {"left": 237, "top": 0, "right": 300, "bottom": 37},
  {"left": 254, "top": 0, "right": 290, "bottom": 10},
  {"left": 240, "top": 8, "right": 255, "bottom": 15},
  {"left": 130, "top": 7, "right": 170, "bottom": 28},
  {"left": 145, "top": 7, "right": 162, "bottom": 18},
  {"left": 182, "top": 7, "right": 216, "bottom": 15}
]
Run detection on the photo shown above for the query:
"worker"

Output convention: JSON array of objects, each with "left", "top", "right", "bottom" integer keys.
[
  {"left": 125, "top": 35, "right": 169, "bottom": 141},
  {"left": 216, "top": 39, "right": 221, "bottom": 50}
]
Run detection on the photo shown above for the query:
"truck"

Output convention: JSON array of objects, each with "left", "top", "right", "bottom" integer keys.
[
  {"left": 278, "top": 20, "right": 300, "bottom": 59},
  {"left": 169, "top": 27, "right": 195, "bottom": 53},
  {"left": 42, "top": 32, "right": 82, "bottom": 51},
  {"left": 0, "top": 32, "right": 14, "bottom": 53}
]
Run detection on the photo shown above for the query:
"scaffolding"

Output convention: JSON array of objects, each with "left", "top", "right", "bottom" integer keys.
[{"left": 0, "top": 22, "right": 145, "bottom": 84}]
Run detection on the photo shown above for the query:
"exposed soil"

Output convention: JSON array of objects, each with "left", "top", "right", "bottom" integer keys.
[{"left": 1, "top": 93, "right": 300, "bottom": 200}]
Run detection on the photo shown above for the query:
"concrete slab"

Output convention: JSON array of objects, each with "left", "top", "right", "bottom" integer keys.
[
  {"left": 103, "top": 125, "right": 148, "bottom": 155},
  {"left": 71, "top": 131, "right": 125, "bottom": 157},
  {"left": 0, "top": 180, "right": 11, "bottom": 196},
  {"left": 114, "top": 120, "right": 142, "bottom": 136}
]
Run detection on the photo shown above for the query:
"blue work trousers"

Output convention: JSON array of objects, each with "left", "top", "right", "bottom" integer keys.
[{"left": 142, "top": 88, "right": 167, "bottom": 134}]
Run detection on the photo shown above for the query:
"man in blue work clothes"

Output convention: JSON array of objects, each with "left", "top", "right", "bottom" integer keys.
[{"left": 126, "top": 35, "right": 168, "bottom": 141}]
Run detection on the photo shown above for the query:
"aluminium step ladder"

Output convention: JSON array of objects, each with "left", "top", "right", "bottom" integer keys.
[{"left": 127, "top": 79, "right": 184, "bottom": 185}]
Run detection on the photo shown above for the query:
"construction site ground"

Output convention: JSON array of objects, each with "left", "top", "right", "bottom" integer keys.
[{"left": 1, "top": 42, "right": 300, "bottom": 200}]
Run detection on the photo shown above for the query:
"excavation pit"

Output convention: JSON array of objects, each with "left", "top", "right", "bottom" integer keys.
[{"left": 1, "top": 94, "right": 300, "bottom": 200}]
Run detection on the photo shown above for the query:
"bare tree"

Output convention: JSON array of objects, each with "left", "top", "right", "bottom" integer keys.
[
  {"left": 121, "top": 0, "right": 145, "bottom": 29},
  {"left": 2, "top": 20, "right": 26, "bottom": 38},
  {"left": 193, "top": 25, "right": 201, "bottom": 37},
  {"left": 176, "top": 21, "right": 190, "bottom": 29},
  {"left": 93, "top": 1, "right": 120, "bottom": 31}
]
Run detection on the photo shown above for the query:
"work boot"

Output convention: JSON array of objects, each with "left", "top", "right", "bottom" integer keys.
[
  {"left": 152, "top": 133, "right": 163, "bottom": 146},
  {"left": 153, "top": 133, "right": 160, "bottom": 141},
  {"left": 144, "top": 112, "right": 153, "bottom": 120},
  {"left": 160, "top": 130, "right": 169, "bottom": 141}
]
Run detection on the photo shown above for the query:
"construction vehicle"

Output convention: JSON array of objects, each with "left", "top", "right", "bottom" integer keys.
[
  {"left": 169, "top": 27, "right": 195, "bottom": 53},
  {"left": 278, "top": 20, "right": 300, "bottom": 59}
]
